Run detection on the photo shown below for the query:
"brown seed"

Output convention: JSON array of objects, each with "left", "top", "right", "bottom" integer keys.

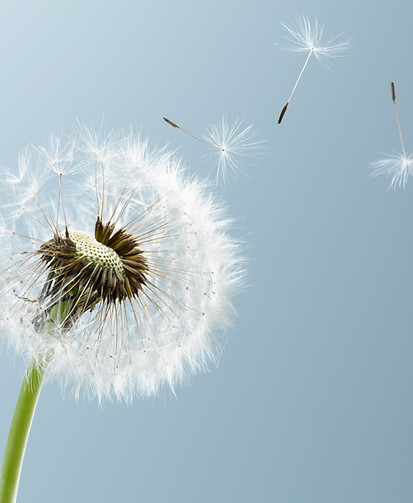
[
  {"left": 278, "top": 103, "right": 289, "bottom": 124},
  {"left": 391, "top": 82, "right": 396, "bottom": 103},
  {"left": 163, "top": 117, "right": 179, "bottom": 129}
]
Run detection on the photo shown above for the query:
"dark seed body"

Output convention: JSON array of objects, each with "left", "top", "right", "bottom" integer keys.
[{"left": 36, "top": 218, "right": 149, "bottom": 328}]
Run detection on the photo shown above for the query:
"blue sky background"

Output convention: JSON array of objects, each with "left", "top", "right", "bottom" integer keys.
[{"left": 1, "top": 1, "right": 413, "bottom": 502}]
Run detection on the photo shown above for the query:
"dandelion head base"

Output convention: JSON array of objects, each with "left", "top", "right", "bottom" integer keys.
[
  {"left": 70, "top": 231, "right": 125, "bottom": 272},
  {"left": 37, "top": 218, "right": 148, "bottom": 327}
]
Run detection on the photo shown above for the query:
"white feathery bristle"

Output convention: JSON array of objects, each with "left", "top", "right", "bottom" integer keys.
[
  {"left": 371, "top": 152, "right": 413, "bottom": 190},
  {"left": 277, "top": 16, "right": 350, "bottom": 69},
  {"left": 202, "top": 118, "right": 263, "bottom": 183}
]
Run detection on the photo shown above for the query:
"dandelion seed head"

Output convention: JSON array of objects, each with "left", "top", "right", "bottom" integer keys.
[
  {"left": 277, "top": 16, "right": 350, "bottom": 68},
  {"left": 202, "top": 118, "right": 263, "bottom": 183},
  {"left": 371, "top": 152, "right": 413, "bottom": 190},
  {"left": 0, "top": 127, "right": 244, "bottom": 402}
]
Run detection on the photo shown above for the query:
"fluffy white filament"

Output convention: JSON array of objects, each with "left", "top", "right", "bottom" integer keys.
[
  {"left": 202, "top": 118, "right": 263, "bottom": 183},
  {"left": 277, "top": 16, "right": 350, "bottom": 69},
  {"left": 371, "top": 153, "right": 413, "bottom": 190}
]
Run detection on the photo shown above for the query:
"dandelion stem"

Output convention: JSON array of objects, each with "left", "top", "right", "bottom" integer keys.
[
  {"left": 0, "top": 362, "right": 46, "bottom": 503},
  {"left": 163, "top": 118, "right": 224, "bottom": 151},
  {"left": 278, "top": 49, "right": 313, "bottom": 124},
  {"left": 391, "top": 82, "right": 407, "bottom": 159}
]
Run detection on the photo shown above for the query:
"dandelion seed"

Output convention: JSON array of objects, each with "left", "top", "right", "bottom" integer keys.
[
  {"left": 371, "top": 82, "right": 413, "bottom": 190},
  {"left": 0, "top": 127, "right": 244, "bottom": 402},
  {"left": 276, "top": 16, "right": 350, "bottom": 124},
  {"left": 164, "top": 117, "right": 262, "bottom": 182}
]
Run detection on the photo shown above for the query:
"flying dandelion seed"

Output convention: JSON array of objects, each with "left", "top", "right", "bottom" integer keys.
[
  {"left": 276, "top": 16, "right": 350, "bottom": 124},
  {"left": 164, "top": 117, "right": 262, "bottom": 182},
  {"left": 0, "top": 126, "right": 244, "bottom": 402},
  {"left": 371, "top": 82, "right": 413, "bottom": 190}
]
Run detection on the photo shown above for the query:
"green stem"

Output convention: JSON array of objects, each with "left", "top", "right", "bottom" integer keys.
[{"left": 0, "top": 362, "right": 46, "bottom": 503}]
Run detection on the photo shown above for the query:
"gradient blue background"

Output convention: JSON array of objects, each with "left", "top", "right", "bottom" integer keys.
[{"left": 1, "top": 1, "right": 412, "bottom": 502}]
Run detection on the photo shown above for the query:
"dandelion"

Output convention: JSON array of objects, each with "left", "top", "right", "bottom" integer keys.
[
  {"left": 0, "top": 127, "right": 244, "bottom": 501},
  {"left": 276, "top": 16, "right": 350, "bottom": 124},
  {"left": 371, "top": 82, "right": 413, "bottom": 189},
  {"left": 163, "top": 117, "right": 262, "bottom": 182}
]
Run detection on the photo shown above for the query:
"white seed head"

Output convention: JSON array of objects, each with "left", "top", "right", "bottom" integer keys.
[{"left": 0, "top": 127, "right": 244, "bottom": 402}]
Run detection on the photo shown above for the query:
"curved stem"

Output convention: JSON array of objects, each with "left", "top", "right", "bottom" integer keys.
[
  {"left": 278, "top": 49, "right": 313, "bottom": 124},
  {"left": 0, "top": 362, "right": 46, "bottom": 503}
]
